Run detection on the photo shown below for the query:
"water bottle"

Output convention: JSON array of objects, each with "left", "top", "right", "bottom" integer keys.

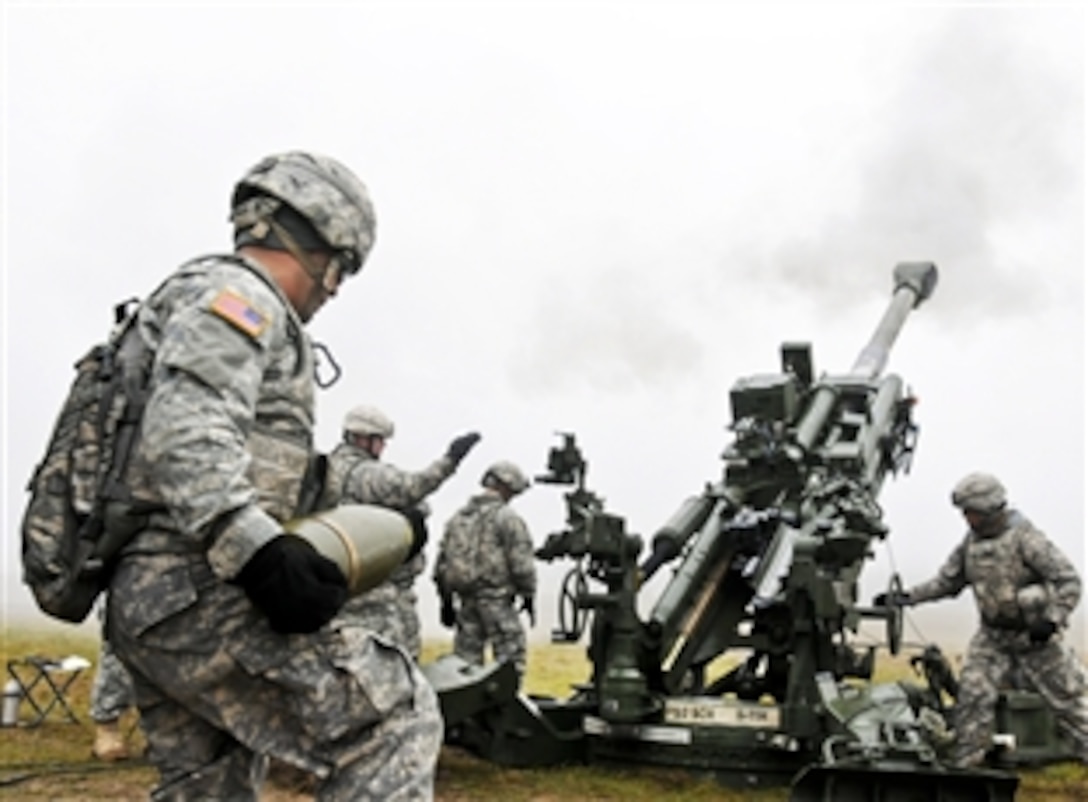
[{"left": 2, "top": 679, "right": 21, "bottom": 727}]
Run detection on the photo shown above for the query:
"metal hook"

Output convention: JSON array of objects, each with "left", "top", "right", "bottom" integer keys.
[{"left": 312, "top": 341, "right": 342, "bottom": 389}]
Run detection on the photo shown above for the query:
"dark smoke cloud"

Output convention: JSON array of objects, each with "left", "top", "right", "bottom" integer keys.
[{"left": 738, "top": 11, "right": 1083, "bottom": 324}]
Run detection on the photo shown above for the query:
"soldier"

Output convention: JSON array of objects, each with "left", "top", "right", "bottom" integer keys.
[
  {"left": 875, "top": 472, "right": 1088, "bottom": 768},
  {"left": 90, "top": 601, "right": 136, "bottom": 762},
  {"left": 324, "top": 403, "right": 481, "bottom": 658},
  {"left": 104, "top": 151, "right": 443, "bottom": 801},
  {"left": 434, "top": 461, "right": 537, "bottom": 678}
]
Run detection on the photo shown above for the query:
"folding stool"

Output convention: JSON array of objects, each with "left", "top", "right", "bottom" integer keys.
[{"left": 5, "top": 654, "right": 92, "bottom": 726}]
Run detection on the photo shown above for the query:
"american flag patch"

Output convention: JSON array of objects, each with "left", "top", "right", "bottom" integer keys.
[{"left": 210, "top": 289, "right": 268, "bottom": 338}]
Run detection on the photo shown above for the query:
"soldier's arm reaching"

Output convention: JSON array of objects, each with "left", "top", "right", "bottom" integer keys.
[
  {"left": 344, "top": 432, "right": 481, "bottom": 509},
  {"left": 905, "top": 538, "right": 970, "bottom": 605},
  {"left": 875, "top": 538, "right": 969, "bottom": 608}
]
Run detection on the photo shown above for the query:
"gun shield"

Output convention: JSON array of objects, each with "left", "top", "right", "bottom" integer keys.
[{"left": 284, "top": 504, "right": 412, "bottom": 596}]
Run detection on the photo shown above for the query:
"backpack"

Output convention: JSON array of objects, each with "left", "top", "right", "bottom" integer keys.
[
  {"left": 438, "top": 511, "right": 480, "bottom": 592},
  {"left": 21, "top": 298, "right": 157, "bottom": 623},
  {"left": 439, "top": 504, "right": 502, "bottom": 593}
]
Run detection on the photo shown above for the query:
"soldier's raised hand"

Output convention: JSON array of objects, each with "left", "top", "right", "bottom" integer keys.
[{"left": 446, "top": 432, "right": 482, "bottom": 466}]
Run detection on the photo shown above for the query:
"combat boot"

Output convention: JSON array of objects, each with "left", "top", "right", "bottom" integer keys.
[{"left": 92, "top": 720, "right": 129, "bottom": 761}]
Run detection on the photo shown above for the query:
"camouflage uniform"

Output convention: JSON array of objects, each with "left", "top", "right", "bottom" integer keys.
[
  {"left": 105, "top": 254, "right": 442, "bottom": 801},
  {"left": 434, "top": 488, "right": 536, "bottom": 675},
  {"left": 907, "top": 509, "right": 1088, "bottom": 766},
  {"left": 90, "top": 602, "right": 135, "bottom": 724},
  {"left": 325, "top": 442, "right": 457, "bottom": 659}
]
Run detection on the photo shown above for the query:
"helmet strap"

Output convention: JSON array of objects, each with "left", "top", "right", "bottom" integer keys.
[{"left": 266, "top": 215, "right": 338, "bottom": 291}]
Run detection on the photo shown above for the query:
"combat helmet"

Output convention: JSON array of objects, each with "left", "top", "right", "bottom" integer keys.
[
  {"left": 343, "top": 405, "right": 395, "bottom": 439},
  {"left": 951, "top": 472, "right": 1007, "bottom": 513},
  {"left": 483, "top": 461, "right": 530, "bottom": 495},
  {"left": 231, "top": 151, "right": 376, "bottom": 280}
]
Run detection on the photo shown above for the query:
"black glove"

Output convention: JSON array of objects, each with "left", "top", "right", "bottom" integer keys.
[
  {"left": 519, "top": 594, "right": 536, "bottom": 627},
  {"left": 1028, "top": 620, "right": 1057, "bottom": 644},
  {"left": 234, "top": 535, "right": 348, "bottom": 634},
  {"left": 873, "top": 590, "right": 912, "bottom": 608},
  {"left": 401, "top": 507, "right": 429, "bottom": 560},
  {"left": 440, "top": 593, "right": 457, "bottom": 628},
  {"left": 446, "top": 432, "right": 482, "bottom": 466}
]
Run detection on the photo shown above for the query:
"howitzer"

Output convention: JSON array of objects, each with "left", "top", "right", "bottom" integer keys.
[{"left": 422, "top": 262, "right": 1022, "bottom": 801}]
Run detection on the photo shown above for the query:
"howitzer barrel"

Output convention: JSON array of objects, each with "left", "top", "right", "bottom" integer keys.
[
  {"left": 795, "top": 262, "right": 936, "bottom": 453},
  {"left": 849, "top": 261, "right": 937, "bottom": 379}
]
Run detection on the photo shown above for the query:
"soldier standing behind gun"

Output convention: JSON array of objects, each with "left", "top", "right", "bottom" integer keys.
[
  {"left": 875, "top": 472, "right": 1088, "bottom": 769},
  {"left": 434, "top": 461, "right": 537, "bottom": 678},
  {"left": 323, "top": 404, "right": 481, "bottom": 658},
  {"left": 105, "top": 151, "right": 442, "bottom": 800}
]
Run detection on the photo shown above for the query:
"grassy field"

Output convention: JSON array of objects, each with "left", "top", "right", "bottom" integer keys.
[{"left": 2, "top": 627, "right": 1085, "bottom": 800}]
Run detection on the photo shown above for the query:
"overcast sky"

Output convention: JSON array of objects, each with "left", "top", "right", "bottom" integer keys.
[{"left": 3, "top": 4, "right": 1084, "bottom": 658}]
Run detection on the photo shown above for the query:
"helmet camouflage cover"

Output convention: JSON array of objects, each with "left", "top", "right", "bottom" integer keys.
[
  {"left": 951, "top": 472, "right": 1007, "bottom": 513},
  {"left": 231, "top": 151, "right": 376, "bottom": 276},
  {"left": 484, "top": 461, "right": 530, "bottom": 494},
  {"left": 343, "top": 404, "right": 395, "bottom": 438}
]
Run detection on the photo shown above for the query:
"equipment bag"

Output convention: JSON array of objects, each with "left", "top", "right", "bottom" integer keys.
[
  {"left": 21, "top": 299, "right": 155, "bottom": 623},
  {"left": 438, "top": 505, "right": 503, "bottom": 593},
  {"left": 438, "top": 510, "right": 481, "bottom": 593}
]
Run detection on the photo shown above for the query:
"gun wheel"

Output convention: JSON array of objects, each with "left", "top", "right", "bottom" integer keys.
[
  {"left": 886, "top": 573, "right": 904, "bottom": 656},
  {"left": 558, "top": 568, "right": 589, "bottom": 640}
]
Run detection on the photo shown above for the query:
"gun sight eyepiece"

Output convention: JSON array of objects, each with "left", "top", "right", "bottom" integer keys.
[{"left": 538, "top": 431, "right": 586, "bottom": 486}]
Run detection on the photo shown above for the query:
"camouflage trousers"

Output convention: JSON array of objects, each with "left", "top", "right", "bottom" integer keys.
[
  {"left": 453, "top": 592, "right": 527, "bottom": 676},
  {"left": 90, "top": 601, "right": 136, "bottom": 723},
  {"left": 108, "top": 552, "right": 443, "bottom": 802},
  {"left": 90, "top": 637, "right": 136, "bottom": 723},
  {"left": 336, "top": 580, "right": 422, "bottom": 660},
  {"left": 951, "top": 625, "right": 1088, "bottom": 765}
]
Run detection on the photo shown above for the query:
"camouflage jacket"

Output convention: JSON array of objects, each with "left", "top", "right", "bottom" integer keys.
[
  {"left": 433, "top": 489, "right": 536, "bottom": 598},
  {"left": 120, "top": 254, "right": 315, "bottom": 579},
  {"left": 323, "top": 441, "right": 454, "bottom": 512},
  {"left": 908, "top": 510, "right": 1081, "bottom": 629},
  {"left": 323, "top": 441, "right": 455, "bottom": 585}
]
